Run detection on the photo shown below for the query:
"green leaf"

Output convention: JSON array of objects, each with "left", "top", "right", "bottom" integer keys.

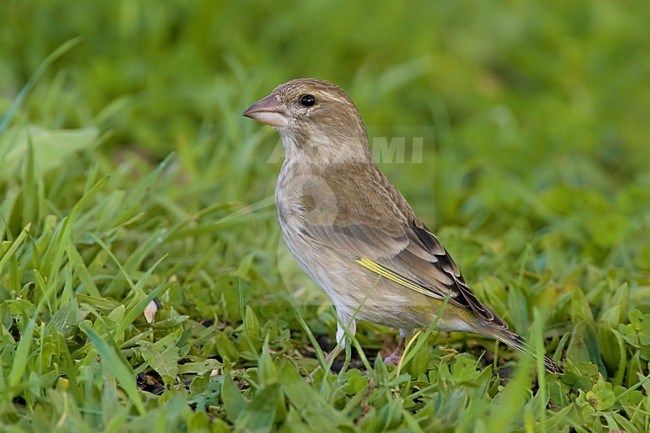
[
  {"left": 49, "top": 299, "right": 82, "bottom": 338},
  {"left": 507, "top": 284, "right": 529, "bottom": 332},
  {"left": 108, "top": 305, "right": 126, "bottom": 324},
  {"left": 221, "top": 374, "right": 247, "bottom": 422},
  {"left": 0, "top": 126, "right": 98, "bottom": 181},
  {"left": 404, "top": 341, "right": 429, "bottom": 378},
  {"left": 243, "top": 305, "right": 262, "bottom": 352},
  {"left": 215, "top": 332, "right": 239, "bottom": 362},
  {"left": 567, "top": 321, "right": 600, "bottom": 366},
  {"left": 585, "top": 376, "right": 616, "bottom": 411},
  {"left": 279, "top": 362, "right": 351, "bottom": 432},
  {"left": 236, "top": 384, "right": 279, "bottom": 433},
  {"left": 139, "top": 331, "right": 181, "bottom": 380},
  {"left": 598, "top": 326, "right": 626, "bottom": 381},
  {"left": 178, "top": 359, "right": 222, "bottom": 375},
  {"left": 343, "top": 369, "right": 369, "bottom": 395},
  {"left": 570, "top": 287, "right": 595, "bottom": 326},
  {"left": 258, "top": 339, "right": 278, "bottom": 387},
  {"left": 81, "top": 322, "right": 145, "bottom": 414}
]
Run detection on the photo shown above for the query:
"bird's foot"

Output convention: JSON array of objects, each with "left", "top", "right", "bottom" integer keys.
[
  {"left": 325, "top": 345, "right": 343, "bottom": 365},
  {"left": 383, "top": 336, "right": 406, "bottom": 366}
]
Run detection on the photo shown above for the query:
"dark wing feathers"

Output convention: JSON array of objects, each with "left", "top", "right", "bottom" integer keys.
[
  {"left": 410, "top": 222, "right": 508, "bottom": 328},
  {"left": 300, "top": 214, "right": 508, "bottom": 327}
]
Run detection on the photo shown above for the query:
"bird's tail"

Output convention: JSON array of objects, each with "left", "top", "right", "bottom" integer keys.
[{"left": 486, "top": 327, "right": 563, "bottom": 374}]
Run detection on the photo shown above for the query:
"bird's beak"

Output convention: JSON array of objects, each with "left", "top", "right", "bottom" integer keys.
[{"left": 242, "top": 93, "right": 289, "bottom": 127}]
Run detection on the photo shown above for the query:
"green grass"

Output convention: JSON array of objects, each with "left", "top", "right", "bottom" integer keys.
[{"left": 1, "top": 1, "right": 649, "bottom": 432}]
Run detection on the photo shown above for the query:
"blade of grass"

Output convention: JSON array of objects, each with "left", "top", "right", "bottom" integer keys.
[
  {"left": 0, "top": 37, "right": 80, "bottom": 135},
  {"left": 7, "top": 269, "right": 58, "bottom": 389},
  {"left": 41, "top": 176, "right": 110, "bottom": 280},
  {"left": 80, "top": 322, "right": 146, "bottom": 415},
  {"left": 0, "top": 223, "right": 31, "bottom": 273}
]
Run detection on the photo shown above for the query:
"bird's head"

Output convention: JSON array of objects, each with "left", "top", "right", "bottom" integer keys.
[{"left": 243, "top": 78, "right": 370, "bottom": 163}]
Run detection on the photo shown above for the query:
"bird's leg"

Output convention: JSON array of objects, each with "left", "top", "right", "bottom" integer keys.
[
  {"left": 325, "top": 315, "right": 356, "bottom": 364},
  {"left": 324, "top": 346, "right": 342, "bottom": 364},
  {"left": 308, "top": 316, "right": 356, "bottom": 382},
  {"left": 384, "top": 329, "right": 412, "bottom": 366}
]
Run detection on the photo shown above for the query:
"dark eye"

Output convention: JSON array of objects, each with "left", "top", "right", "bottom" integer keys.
[{"left": 299, "top": 94, "right": 316, "bottom": 107}]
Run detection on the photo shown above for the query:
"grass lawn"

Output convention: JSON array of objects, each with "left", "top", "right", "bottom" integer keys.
[{"left": 1, "top": 1, "right": 649, "bottom": 432}]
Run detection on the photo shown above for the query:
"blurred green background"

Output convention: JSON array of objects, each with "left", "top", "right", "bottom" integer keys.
[
  {"left": 2, "top": 0, "right": 648, "bottom": 249},
  {"left": 1, "top": 1, "right": 650, "bottom": 431}
]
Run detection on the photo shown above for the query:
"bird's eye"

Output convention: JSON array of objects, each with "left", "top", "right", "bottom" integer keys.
[{"left": 299, "top": 94, "right": 316, "bottom": 107}]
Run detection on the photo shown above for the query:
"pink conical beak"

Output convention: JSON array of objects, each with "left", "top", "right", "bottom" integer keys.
[{"left": 243, "top": 94, "right": 289, "bottom": 127}]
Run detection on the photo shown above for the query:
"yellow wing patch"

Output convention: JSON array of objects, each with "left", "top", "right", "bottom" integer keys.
[{"left": 355, "top": 257, "right": 442, "bottom": 299}]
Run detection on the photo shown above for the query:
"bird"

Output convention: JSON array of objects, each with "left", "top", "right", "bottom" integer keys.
[{"left": 243, "top": 78, "right": 562, "bottom": 374}]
